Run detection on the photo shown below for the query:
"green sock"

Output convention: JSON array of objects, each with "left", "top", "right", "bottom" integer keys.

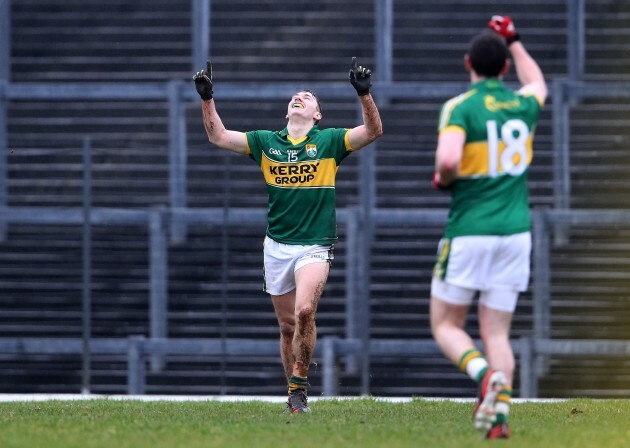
[
  {"left": 495, "top": 387, "right": 512, "bottom": 424},
  {"left": 476, "top": 366, "right": 488, "bottom": 383},
  {"left": 288, "top": 375, "right": 309, "bottom": 394},
  {"left": 458, "top": 348, "right": 489, "bottom": 383}
]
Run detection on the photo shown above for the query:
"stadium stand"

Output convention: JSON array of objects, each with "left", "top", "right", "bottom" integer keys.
[{"left": 1, "top": 0, "right": 629, "bottom": 397}]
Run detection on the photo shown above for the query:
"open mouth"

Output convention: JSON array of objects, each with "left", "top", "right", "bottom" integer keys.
[{"left": 292, "top": 103, "right": 304, "bottom": 108}]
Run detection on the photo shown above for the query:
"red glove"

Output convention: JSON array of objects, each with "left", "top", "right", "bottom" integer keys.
[{"left": 488, "top": 15, "right": 520, "bottom": 45}]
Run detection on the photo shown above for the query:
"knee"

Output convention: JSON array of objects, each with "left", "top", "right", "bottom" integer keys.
[
  {"left": 479, "top": 327, "right": 491, "bottom": 343},
  {"left": 431, "top": 323, "right": 449, "bottom": 343},
  {"left": 479, "top": 327, "right": 509, "bottom": 345},
  {"left": 296, "top": 304, "right": 315, "bottom": 323},
  {"left": 430, "top": 317, "right": 451, "bottom": 340},
  {"left": 278, "top": 320, "right": 295, "bottom": 337}
]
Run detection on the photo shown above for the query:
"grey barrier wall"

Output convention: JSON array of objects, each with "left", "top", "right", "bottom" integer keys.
[
  {"left": 2, "top": 77, "right": 608, "bottom": 241},
  {"left": 1, "top": 205, "right": 629, "bottom": 396},
  {"left": 1, "top": 0, "right": 629, "bottom": 397},
  {"left": 0, "top": 0, "right": 589, "bottom": 238}
]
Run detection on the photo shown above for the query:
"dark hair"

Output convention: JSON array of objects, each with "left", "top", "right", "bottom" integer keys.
[
  {"left": 299, "top": 89, "right": 323, "bottom": 125},
  {"left": 468, "top": 30, "right": 509, "bottom": 78}
]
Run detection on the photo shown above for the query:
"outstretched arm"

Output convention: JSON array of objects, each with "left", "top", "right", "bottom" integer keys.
[
  {"left": 488, "top": 16, "right": 548, "bottom": 105},
  {"left": 347, "top": 57, "right": 384, "bottom": 150},
  {"left": 193, "top": 61, "right": 248, "bottom": 155},
  {"left": 199, "top": 99, "right": 248, "bottom": 155}
]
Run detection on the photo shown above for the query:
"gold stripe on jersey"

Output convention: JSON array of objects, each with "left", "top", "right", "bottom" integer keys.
[
  {"left": 518, "top": 87, "right": 546, "bottom": 107},
  {"left": 441, "top": 125, "right": 466, "bottom": 135},
  {"left": 261, "top": 153, "right": 337, "bottom": 188},
  {"left": 438, "top": 90, "right": 477, "bottom": 131},
  {"left": 459, "top": 133, "right": 534, "bottom": 177},
  {"left": 287, "top": 135, "right": 308, "bottom": 145},
  {"left": 343, "top": 129, "right": 355, "bottom": 152}
]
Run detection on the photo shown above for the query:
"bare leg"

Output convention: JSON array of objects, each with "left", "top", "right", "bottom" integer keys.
[
  {"left": 478, "top": 303, "right": 514, "bottom": 436},
  {"left": 271, "top": 290, "right": 296, "bottom": 381},
  {"left": 478, "top": 304, "right": 514, "bottom": 386},
  {"left": 292, "top": 262, "right": 329, "bottom": 377},
  {"left": 430, "top": 295, "right": 474, "bottom": 364}
]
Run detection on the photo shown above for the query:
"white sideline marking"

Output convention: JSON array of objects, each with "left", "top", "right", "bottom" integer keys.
[{"left": 0, "top": 394, "right": 567, "bottom": 403}]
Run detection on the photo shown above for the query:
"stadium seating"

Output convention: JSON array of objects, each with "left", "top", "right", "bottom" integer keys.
[{"left": 1, "top": 0, "right": 629, "bottom": 397}]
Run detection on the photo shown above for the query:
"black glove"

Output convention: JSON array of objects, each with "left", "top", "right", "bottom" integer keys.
[
  {"left": 193, "top": 60, "right": 214, "bottom": 101},
  {"left": 349, "top": 57, "right": 372, "bottom": 96}
]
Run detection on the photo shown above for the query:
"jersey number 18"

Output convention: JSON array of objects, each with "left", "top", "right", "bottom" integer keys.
[{"left": 486, "top": 119, "right": 529, "bottom": 177}]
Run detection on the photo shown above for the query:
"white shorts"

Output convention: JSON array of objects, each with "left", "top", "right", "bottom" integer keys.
[
  {"left": 263, "top": 236, "right": 334, "bottom": 296},
  {"left": 430, "top": 232, "right": 531, "bottom": 312}
]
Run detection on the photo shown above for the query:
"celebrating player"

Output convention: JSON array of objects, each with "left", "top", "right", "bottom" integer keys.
[
  {"left": 193, "top": 58, "right": 383, "bottom": 413},
  {"left": 430, "top": 16, "right": 547, "bottom": 439}
]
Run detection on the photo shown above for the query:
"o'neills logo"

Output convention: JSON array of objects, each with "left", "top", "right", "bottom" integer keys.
[
  {"left": 484, "top": 95, "right": 520, "bottom": 112},
  {"left": 269, "top": 162, "right": 319, "bottom": 185}
]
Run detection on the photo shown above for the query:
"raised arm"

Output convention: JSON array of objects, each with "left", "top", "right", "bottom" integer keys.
[
  {"left": 488, "top": 16, "right": 548, "bottom": 105},
  {"left": 347, "top": 57, "right": 384, "bottom": 150},
  {"left": 193, "top": 61, "right": 249, "bottom": 155}
]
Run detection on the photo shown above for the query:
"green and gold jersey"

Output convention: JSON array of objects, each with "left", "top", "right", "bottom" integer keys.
[
  {"left": 438, "top": 79, "right": 542, "bottom": 238},
  {"left": 246, "top": 125, "right": 354, "bottom": 245}
]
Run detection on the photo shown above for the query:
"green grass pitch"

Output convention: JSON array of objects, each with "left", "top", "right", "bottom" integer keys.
[{"left": 0, "top": 398, "right": 628, "bottom": 447}]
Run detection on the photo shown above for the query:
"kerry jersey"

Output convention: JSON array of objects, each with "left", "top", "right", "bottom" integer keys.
[
  {"left": 438, "top": 79, "right": 542, "bottom": 238},
  {"left": 246, "top": 125, "right": 354, "bottom": 245}
]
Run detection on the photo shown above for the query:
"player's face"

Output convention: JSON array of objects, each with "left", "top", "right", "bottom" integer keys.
[{"left": 287, "top": 91, "right": 321, "bottom": 123}]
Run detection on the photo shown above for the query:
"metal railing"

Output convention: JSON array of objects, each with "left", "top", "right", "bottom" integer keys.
[
  {"left": 2, "top": 0, "right": 628, "bottom": 397},
  {"left": 0, "top": 0, "right": 589, "bottom": 243},
  {"left": 0, "top": 203, "right": 630, "bottom": 396},
  {"left": 1, "top": 334, "right": 628, "bottom": 396}
]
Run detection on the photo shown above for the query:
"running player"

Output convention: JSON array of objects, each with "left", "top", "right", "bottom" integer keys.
[{"left": 430, "top": 16, "right": 547, "bottom": 439}]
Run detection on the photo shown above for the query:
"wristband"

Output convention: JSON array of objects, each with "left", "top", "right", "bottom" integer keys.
[{"left": 506, "top": 33, "right": 521, "bottom": 46}]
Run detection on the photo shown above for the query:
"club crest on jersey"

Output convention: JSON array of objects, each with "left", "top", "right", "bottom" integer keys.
[{"left": 306, "top": 144, "right": 317, "bottom": 158}]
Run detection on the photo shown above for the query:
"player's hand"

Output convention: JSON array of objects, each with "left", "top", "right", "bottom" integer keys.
[
  {"left": 432, "top": 172, "right": 451, "bottom": 191},
  {"left": 488, "top": 15, "right": 520, "bottom": 45},
  {"left": 349, "top": 57, "right": 372, "bottom": 97},
  {"left": 193, "top": 61, "right": 214, "bottom": 101}
]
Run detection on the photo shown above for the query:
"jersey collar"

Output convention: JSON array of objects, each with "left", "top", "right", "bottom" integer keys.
[
  {"left": 279, "top": 125, "right": 320, "bottom": 139},
  {"left": 470, "top": 78, "right": 504, "bottom": 92}
]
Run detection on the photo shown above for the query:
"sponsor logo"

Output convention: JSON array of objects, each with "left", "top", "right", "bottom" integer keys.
[
  {"left": 269, "top": 148, "right": 282, "bottom": 156},
  {"left": 261, "top": 154, "right": 335, "bottom": 188},
  {"left": 269, "top": 162, "right": 320, "bottom": 185},
  {"left": 306, "top": 144, "right": 317, "bottom": 158},
  {"left": 484, "top": 95, "right": 521, "bottom": 112}
]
